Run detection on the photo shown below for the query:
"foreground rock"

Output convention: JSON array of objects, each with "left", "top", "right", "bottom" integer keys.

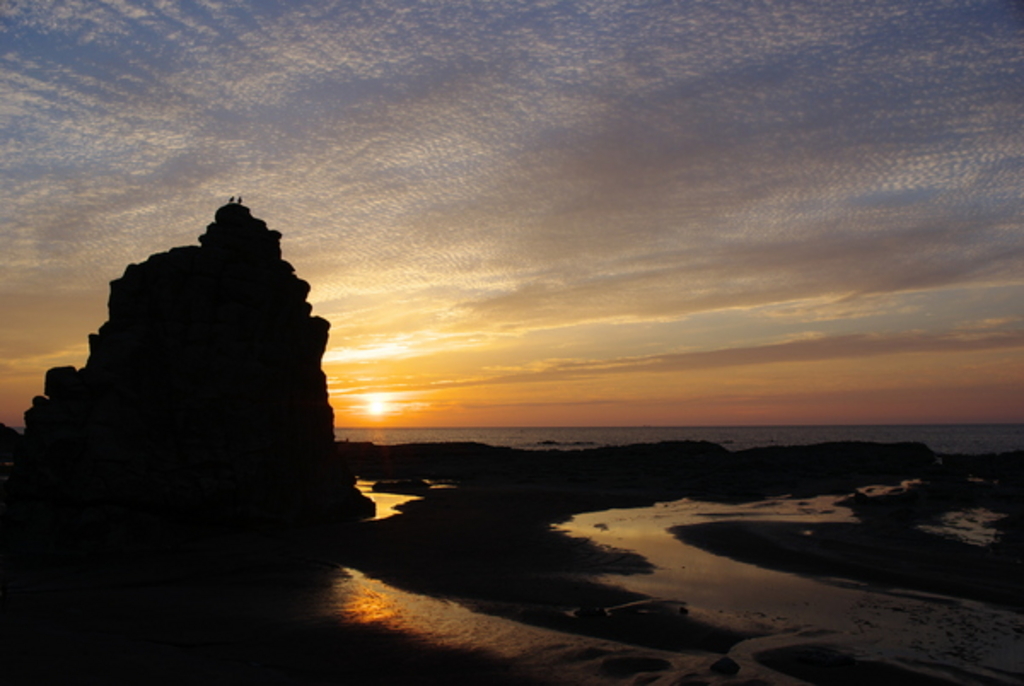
[{"left": 2, "top": 203, "right": 372, "bottom": 551}]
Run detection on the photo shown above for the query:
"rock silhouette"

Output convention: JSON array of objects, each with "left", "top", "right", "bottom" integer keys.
[
  {"left": 2, "top": 204, "right": 373, "bottom": 551},
  {"left": 0, "top": 423, "right": 21, "bottom": 459}
]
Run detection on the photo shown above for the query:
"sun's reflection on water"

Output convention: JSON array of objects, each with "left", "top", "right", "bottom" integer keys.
[{"left": 356, "top": 480, "right": 421, "bottom": 520}]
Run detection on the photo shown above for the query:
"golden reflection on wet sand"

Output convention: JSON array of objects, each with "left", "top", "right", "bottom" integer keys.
[
  {"left": 339, "top": 582, "right": 403, "bottom": 627},
  {"left": 330, "top": 567, "right": 631, "bottom": 677},
  {"left": 331, "top": 568, "right": 543, "bottom": 653}
]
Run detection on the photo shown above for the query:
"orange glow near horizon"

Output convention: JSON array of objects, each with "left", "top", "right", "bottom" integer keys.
[
  {"left": 323, "top": 341, "right": 1024, "bottom": 428},
  {"left": 335, "top": 391, "right": 432, "bottom": 425},
  {"left": 2, "top": 333, "right": 1022, "bottom": 429}
]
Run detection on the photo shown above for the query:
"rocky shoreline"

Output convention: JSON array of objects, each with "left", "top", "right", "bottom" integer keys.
[
  {"left": 340, "top": 438, "right": 1024, "bottom": 562},
  {"left": 1, "top": 439, "right": 1022, "bottom": 685}
]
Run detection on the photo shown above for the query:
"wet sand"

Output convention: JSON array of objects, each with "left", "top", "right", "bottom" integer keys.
[{"left": 1, "top": 440, "right": 1022, "bottom": 684}]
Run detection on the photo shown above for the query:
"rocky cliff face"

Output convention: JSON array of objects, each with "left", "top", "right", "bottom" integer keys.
[{"left": 2, "top": 203, "right": 373, "bottom": 551}]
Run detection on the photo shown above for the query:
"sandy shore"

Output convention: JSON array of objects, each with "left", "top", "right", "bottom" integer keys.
[{"left": 1, "top": 440, "right": 1022, "bottom": 684}]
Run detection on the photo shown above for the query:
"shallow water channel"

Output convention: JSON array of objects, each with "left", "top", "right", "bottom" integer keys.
[
  {"left": 556, "top": 495, "right": 1023, "bottom": 683},
  {"left": 356, "top": 480, "right": 421, "bottom": 520},
  {"left": 351, "top": 483, "right": 1021, "bottom": 683}
]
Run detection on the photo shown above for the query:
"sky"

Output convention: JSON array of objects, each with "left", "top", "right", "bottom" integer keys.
[{"left": 1, "top": 0, "right": 1023, "bottom": 428}]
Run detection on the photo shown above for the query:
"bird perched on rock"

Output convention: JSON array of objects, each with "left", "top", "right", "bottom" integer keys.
[{"left": 229, "top": 196, "right": 235, "bottom": 203}]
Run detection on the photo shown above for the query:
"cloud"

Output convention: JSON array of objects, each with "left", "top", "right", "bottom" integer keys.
[{"left": 404, "top": 327, "right": 1024, "bottom": 393}]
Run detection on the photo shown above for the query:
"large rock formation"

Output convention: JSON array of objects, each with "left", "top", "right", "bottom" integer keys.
[{"left": 2, "top": 203, "right": 373, "bottom": 551}]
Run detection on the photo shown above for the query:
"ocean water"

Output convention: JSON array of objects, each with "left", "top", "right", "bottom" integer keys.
[{"left": 335, "top": 424, "right": 1024, "bottom": 455}]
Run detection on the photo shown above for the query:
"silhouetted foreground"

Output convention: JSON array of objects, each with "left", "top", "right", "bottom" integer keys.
[
  {"left": 1, "top": 439, "right": 1021, "bottom": 684},
  {"left": 2, "top": 204, "right": 372, "bottom": 552}
]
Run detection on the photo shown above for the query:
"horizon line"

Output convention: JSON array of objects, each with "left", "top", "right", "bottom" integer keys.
[{"left": 334, "top": 422, "right": 1024, "bottom": 429}]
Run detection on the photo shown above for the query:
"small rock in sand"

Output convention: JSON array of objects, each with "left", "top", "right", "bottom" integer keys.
[{"left": 709, "top": 656, "right": 740, "bottom": 675}]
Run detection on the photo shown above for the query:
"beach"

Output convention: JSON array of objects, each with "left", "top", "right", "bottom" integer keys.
[{"left": 1, "top": 440, "right": 1022, "bottom": 684}]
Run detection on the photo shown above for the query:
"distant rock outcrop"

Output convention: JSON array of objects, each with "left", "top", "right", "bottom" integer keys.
[
  {"left": 2, "top": 203, "right": 373, "bottom": 551},
  {"left": 0, "top": 423, "right": 22, "bottom": 458}
]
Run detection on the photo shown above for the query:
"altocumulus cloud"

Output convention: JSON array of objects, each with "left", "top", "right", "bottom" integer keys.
[
  {"left": 1, "top": 0, "right": 1023, "bottom": 423},
  {"left": 383, "top": 324, "right": 1024, "bottom": 393}
]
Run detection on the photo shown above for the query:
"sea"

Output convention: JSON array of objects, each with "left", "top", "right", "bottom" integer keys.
[{"left": 334, "top": 424, "right": 1024, "bottom": 455}]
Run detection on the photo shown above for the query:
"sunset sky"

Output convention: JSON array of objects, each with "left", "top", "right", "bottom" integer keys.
[{"left": 1, "top": 0, "right": 1022, "bottom": 428}]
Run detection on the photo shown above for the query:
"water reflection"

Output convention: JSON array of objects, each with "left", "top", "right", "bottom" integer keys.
[
  {"left": 356, "top": 480, "right": 421, "bottom": 520},
  {"left": 917, "top": 507, "right": 1003, "bottom": 547},
  {"left": 561, "top": 497, "right": 857, "bottom": 619},
  {"left": 557, "top": 495, "right": 1023, "bottom": 680}
]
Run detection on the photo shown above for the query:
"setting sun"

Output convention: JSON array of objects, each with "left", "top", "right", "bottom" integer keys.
[{"left": 365, "top": 394, "right": 391, "bottom": 418}]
